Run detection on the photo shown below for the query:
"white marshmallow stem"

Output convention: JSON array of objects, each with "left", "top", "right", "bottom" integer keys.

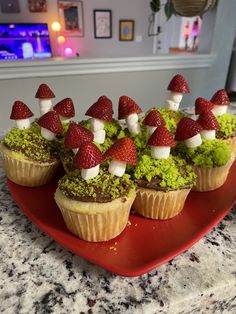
[
  {"left": 200, "top": 130, "right": 216, "bottom": 140},
  {"left": 212, "top": 105, "right": 228, "bottom": 116},
  {"left": 16, "top": 118, "right": 30, "bottom": 130},
  {"left": 146, "top": 126, "right": 157, "bottom": 135},
  {"left": 72, "top": 148, "right": 79, "bottom": 154},
  {"left": 151, "top": 146, "right": 171, "bottom": 159},
  {"left": 60, "top": 115, "right": 72, "bottom": 124},
  {"left": 169, "top": 92, "right": 183, "bottom": 104},
  {"left": 93, "top": 129, "right": 106, "bottom": 144},
  {"left": 184, "top": 133, "right": 202, "bottom": 148},
  {"left": 165, "top": 99, "right": 180, "bottom": 111},
  {"left": 127, "top": 123, "right": 140, "bottom": 135},
  {"left": 39, "top": 99, "right": 52, "bottom": 116},
  {"left": 126, "top": 113, "right": 138, "bottom": 126},
  {"left": 41, "top": 127, "right": 55, "bottom": 141},
  {"left": 108, "top": 160, "right": 126, "bottom": 177},
  {"left": 90, "top": 118, "right": 105, "bottom": 132},
  {"left": 81, "top": 164, "right": 100, "bottom": 180}
]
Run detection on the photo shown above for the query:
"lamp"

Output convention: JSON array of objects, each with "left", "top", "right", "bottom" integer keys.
[{"left": 51, "top": 21, "right": 61, "bottom": 57}]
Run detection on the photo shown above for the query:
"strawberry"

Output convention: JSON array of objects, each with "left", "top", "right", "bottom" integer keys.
[
  {"left": 210, "top": 89, "right": 230, "bottom": 106},
  {"left": 105, "top": 137, "right": 137, "bottom": 165},
  {"left": 197, "top": 110, "right": 220, "bottom": 130},
  {"left": 35, "top": 83, "right": 55, "bottom": 99},
  {"left": 73, "top": 142, "right": 103, "bottom": 169},
  {"left": 118, "top": 96, "right": 142, "bottom": 120},
  {"left": 143, "top": 109, "right": 165, "bottom": 127},
  {"left": 10, "top": 101, "right": 33, "bottom": 120},
  {"left": 148, "top": 126, "right": 175, "bottom": 147},
  {"left": 195, "top": 97, "right": 214, "bottom": 115},
  {"left": 85, "top": 96, "right": 113, "bottom": 121},
  {"left": 38, "top": 111, "right": 63, "bottom": 134},
  {"left": 175, "top": 117, "right": 202, "bottom": 141},
  {"left": 167, "top": 74, "right": 190, "bottom": 94},
  {"left": 64, "top": 123, "right": 94, "bottom": 149},
  {"left": 53, "top": 98, "right": 75, "bottom": 118}
]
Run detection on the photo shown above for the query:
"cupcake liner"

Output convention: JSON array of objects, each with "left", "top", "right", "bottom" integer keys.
[
  {"left": 54, "top": 189, "right": 136, "bottom": 242},
  {"left": 132, "top": 188, "right": 191, "bottom": 220},
  {"left": 225, "top": 136, "right": 236, "bottom": 156}
]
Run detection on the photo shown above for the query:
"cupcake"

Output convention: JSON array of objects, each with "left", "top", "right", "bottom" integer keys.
[
  {"left": 132, "top": 126, "right": 196, "bottom": 219},
  {"left": 55, "top": 140, "right": 136, "bottom": 242}
]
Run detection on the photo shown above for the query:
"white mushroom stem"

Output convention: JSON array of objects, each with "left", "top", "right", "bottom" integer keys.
[
  {"left": 60, "top": 115, "right": 72, "bottom": 124},
  {"left": 93, "top": 129, "right": 106, "bottom": 144},
  {"left": 200, "top": 130, "right": 216, "bottom": 140},
  {"left": 150, "top": 146, "right": 171, "bottom": 159},
  {"left": 165, "top": 99, "right": 180, "bottom": 111},
  {"left": 146, "top": 126, "right": 157, "bottom": 135},
  {"left": 212, "top": 105, "right": 228, "bottom": 116},
  {"left": 81, "top": 164, "right": 100, "bottom": 180},
  {"left": 169, "top": 92, "right": 183, "bottom": 104},
  {"left": 108, "top": 160, "right": 126, "bottom": 177},
  {"left": 41, "top": 127, "right": 56, "bottom": 141},
  {"left": 72, "top": 148, "right": 79, "bottom": 154},
  {"left": 127, "top": 123, "right": 141, "bottom": 135},
  {"left": 90, "top": 118, "right": 105, "bottom": 132},
  {"left": 16, "top": 118, "right": 31, "bottom": 130},
  {"left": 184, "top": 133, "right": 202, "bottom": 148},
  {"left": 125, "top": 113, "right": 141, "bottom": 135},
  {"left": 39, "top": 99, "right": 52, "bottom": 116}
]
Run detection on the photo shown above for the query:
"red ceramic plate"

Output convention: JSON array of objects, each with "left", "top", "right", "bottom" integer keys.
[{"left": 8, "top": 161, "right": 236, "bottom": 277}]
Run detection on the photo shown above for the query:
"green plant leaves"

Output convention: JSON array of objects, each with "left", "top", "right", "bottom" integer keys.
[
  {"left": 150, "top": 0, "right": 160, "bottom": 13},
  {"left": 164, "top": 0, "right": 175, "bottom": 20}
]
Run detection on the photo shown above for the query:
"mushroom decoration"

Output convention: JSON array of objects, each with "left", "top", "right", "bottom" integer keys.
[
  {"left": 10, "top": 100, "right": 33, "bottom": 130},
  {"left": 64, "top": 122, "right": 94, "bottom": 154},
  {"left": 147, "top": 126, "right": 175, "bottom": 159},
  {"left": 85, "top": 96, "right": 113, "bottom": 144},
  {"left": 175, "top": 117, "right": 202, "bottom": 148},
  {"left": 195, "top": 97, "right": 214, "bottom": 115},
  {"left": 105, "top": 137, "right": 137, "bottom": 177},
  {"left": 38, "top": 111, "right": 63, "bottom": 141},
  {"left": 35, "top": 83, "right": 55, "bottom": 116},
  {"left": 73, "top": 141, "right": 104, "bottom": 180},
  {"left": 197, "top": 110, "right": 220, "bottom": 140},
  {"left": 165, "top": 74, "right": 190, "bottom": 111},
  {"left": 142, "top": 109, "right": 165, "bottom": 135},
  {"left": 118, "top": 96, "right": 142, "bottom": 134},
  {"left": 53, "top": 98, "right": 75, "bottom": 123},
  {"left": 210, "top": 89, "right": 230, "bottom": 116}
]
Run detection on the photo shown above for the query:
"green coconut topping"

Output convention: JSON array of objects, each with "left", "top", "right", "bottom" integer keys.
[
  {"left": 81, "top": 119, "right": 121, "bottom": 138},
  {"left": 158, "top": 108, "right": 184, "bottom": 132},
  {"left": 58, "top": 168, "right": 136, "bottom": 202},
  {"left": 117, "top": 124, "right": 149, "bottom": 151},
  {"left": 173, "top": 140, "right": 231, "bottom": 168},
  {"left": 133, "top": 154, "right": 196, "bottom": 190},
  {"left": 3, "top": 127, "right": 60, "bottom": 162},
  {"left": 216, "top": 113, "right": 236, "bottom": 138}
]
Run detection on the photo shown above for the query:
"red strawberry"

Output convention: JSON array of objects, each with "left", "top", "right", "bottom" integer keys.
[
  {"left": 85, "top": 96, "right": 113, "bottom": 121},
  {"left": 175, "top": 117, "right": 202, "bottom": 141},
  {"left": 105, "top": 137, "right": 137, "bottom": 165},
  {"left": 197, "top": 110, "right": 220, "bottom": 130},
  {"left": 53, "top": 98, "right": 75, "bottom": 118},
  {"left": 210, "top": 89, "right": 230, "bottom": 106},
  {"left": 143, "top": 109, "right": 165, "bottom": 127},
  {"left": 195, "top": 97, "right": 214, "bottom": 115},
  {"left": 167, "top": 74, "right": 190, "bottom": 94},
  {"left": 148, "top": 126, "right": 175, "bottom": 147},
  {"left": 35, "top": 83, "right": 55, "bottom": 99},
  {"left": 118, "top": 96, "right": 142, "bottom": 120},
  {"left": 10, "top": 101, "right": 33, "bottom": 120},
  {"left": 64, "top": 123, "right": 94, "bottom": 149},
  {"left": 38, "top": 111, "right": 63, "bottom": 134},
  {"left": 73, "top": 142, "right": 103, "bottom": 169}
]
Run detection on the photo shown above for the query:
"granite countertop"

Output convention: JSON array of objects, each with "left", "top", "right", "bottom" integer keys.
[{"left": 0, "top": 126, "right": 236, "bottom": 314}]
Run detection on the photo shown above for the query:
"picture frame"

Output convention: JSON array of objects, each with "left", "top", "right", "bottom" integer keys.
[
  {"left": 119, "top": 20, "right": 134, "bottom": 41},
  {"left": 58, "top": 0, "right": 84, "bottom": 37},
  {"left": 93, "top": 10, "right": 112, "bottom": 39},
  {"left": 28, "top": 0, "right": 47, "bottom": 12}
]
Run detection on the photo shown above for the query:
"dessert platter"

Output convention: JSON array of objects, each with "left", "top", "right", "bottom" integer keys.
[{"left": 2, "top": 77, "right": 236, "bottom": 277}]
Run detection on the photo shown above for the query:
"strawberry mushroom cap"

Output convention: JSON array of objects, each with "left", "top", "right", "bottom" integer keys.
[
  {"left": 197, "top": 110, "right": 220, "bottom": 140},
  {"left": 195, "top": 97, "right": 214, "bottom": 115},
  {"left": 166, "top": 74, "right": 190, "bottom": 110},
  {"left": 143, "top": 109, "right": 165, "bottom": 135},
  {"left": 53, "top": 98, "right": 75, "bottom": 123},
  {"left": 10, "top": 100, "right": 33, "bottom": 130},
  {"left": 38, "top": 111, "right": 63, "bottom": 141},
  {"left": 210, "top": 89, "right": 230, "bottom": 116},
  {"left": 35, "top": 83, "right": 56, "bottom": 116},
  {"left": 105, "top": 137, "right": 137, "bottom": 177},
  {"left": 175, "top": 117, "right": 203, "bottom": 148}
]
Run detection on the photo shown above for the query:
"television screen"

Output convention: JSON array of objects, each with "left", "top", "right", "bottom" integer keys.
[{"left": 0, "top": 23, "right": 52, "bottom": 60}]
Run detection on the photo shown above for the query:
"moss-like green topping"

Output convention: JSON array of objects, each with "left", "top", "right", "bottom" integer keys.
[
  {"left": 133, "top": 154, "right": 196, "bottom": 190},
  {"left": 173, "top": 140, "right": 231, "bottom": 168},
  {"left": 216, "top": 113, "right": 236, "bottom": 138},
  {"left": 81, "top": 119, "right": 121, "bottom": 139},
  {"left": 158, "top": 108, "right": 184, "bottom": 132},
  {"left": 117, "top": 124, "right": 149, "bottom": 152},
  {"left": 58, "top": 168, "right": 136, "bottom": 202},
  {"left": 3, "top": 127, "right": 60, "bottom": 162}
]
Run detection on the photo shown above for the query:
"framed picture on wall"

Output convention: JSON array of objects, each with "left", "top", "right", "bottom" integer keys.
[
  {"left": 28, "top": 0, "right": 47, "bottom": 12},
  {"left": 119, "top": 20, "right": 134, "bottom": 41},
  {"left": 93, "top": 10, "right": 112, "bottom": 39},
  {"left": 58, "top": 0, "right": 84, "bottom": 37}
]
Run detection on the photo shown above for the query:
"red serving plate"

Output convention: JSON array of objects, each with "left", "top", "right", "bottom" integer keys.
[{"left": 7, "top": 161, "right": 236, "bottom": 277}]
